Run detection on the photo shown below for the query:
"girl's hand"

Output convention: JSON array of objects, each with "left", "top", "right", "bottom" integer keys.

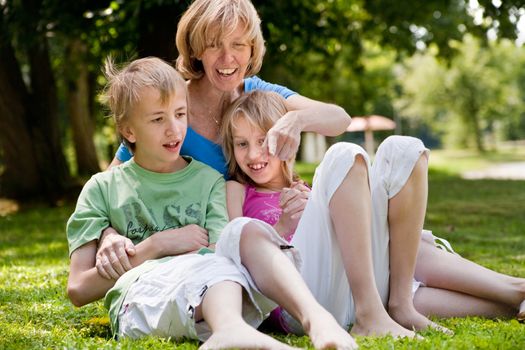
[
  {"left": 265, "top": 111, "right": 302, "bottom": 160},
  {"left": 96, "top": 227, "right": 136, "bottom": 280},
  {"left": 276, "top": 182, "right": 310, "bottom": 236}
]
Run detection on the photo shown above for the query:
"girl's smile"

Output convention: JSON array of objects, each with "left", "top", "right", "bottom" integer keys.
[{"left": 232, "top": 115, "right": 287, "bottom": 190}]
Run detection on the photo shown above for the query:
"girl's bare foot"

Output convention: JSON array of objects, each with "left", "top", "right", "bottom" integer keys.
[
  {"left": 389, "top": 304, "right": 452, "bottom": 335},
  {"left": 303, "top": 308, "right": 358, "bottom": 350},
  {"left": 200, "top": 322, "right": 299, "bottom": 350}
]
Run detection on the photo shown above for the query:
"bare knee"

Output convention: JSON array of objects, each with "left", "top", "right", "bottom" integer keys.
[
  {"left": 239, "top": 221, "right": 277, "bottom": 262},
  {"left": 412, "top": 154, "right": 428, "bottom": 179},
  {"left": 393, "top": 153, "right": 428, "bottom": 200},
  {"left": 346, "top": 154, "right": 369, "bottom": 183},
  {"left": 239, "top": 222, "right": 267, "bottom": 247}
]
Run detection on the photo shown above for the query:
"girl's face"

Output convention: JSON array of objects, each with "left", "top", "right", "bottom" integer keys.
[
  {"left": 232, "top": 115, "right": 287, "bottom": 190},
  {"left": 121, "top": 86, "right": 188, "bottom": 173},
  {"left": 199, "top": 23, "right": 252, "bottom": 93}
]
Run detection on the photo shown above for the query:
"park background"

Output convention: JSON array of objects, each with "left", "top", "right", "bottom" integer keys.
[{"left": 1, "top": 0, "right": 525, "bottom": 349}]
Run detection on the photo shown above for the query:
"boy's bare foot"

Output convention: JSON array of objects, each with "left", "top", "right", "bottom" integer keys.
[
  {"left": 517, "top": 300, "right": 525, "bottom": 321},
  {"left": 200, "top": 322, "right": 299, "bottom": 350},
  {"left": 303, "top": 308, "right": 358, "bottom": 350},
  {"left": 389, "top": 304, "right": 452, "bottom": 335}
]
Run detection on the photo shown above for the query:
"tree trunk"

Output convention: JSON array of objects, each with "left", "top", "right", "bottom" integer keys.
[
  {"left": 0, "top": 26, "right": 42, "bottom": 198},
  {"left": 65, "top": 38, "right": 100, "bottom": 176},
  {"left": 0, "top": 0, "right": 71, "bottom": 201},
  {"left": 26, "top": 35, "right": 72, "bottom": 201}
]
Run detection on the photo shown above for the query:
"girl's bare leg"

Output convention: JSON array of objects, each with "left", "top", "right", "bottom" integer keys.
[
  {"left": 239, "top": 223, "right": 358, "bottom": 350},
  {"left": 329, "top": 155, "right": 415, "bottom": 338},
  {"left": 199, "top": 281, "right": 298, "bottom": 350},
  {"left": 415, "top": 239, "right": 525, "bottom": 318},
  {"left": 387, "top": 155, "right": 449, "bottom": 332}
]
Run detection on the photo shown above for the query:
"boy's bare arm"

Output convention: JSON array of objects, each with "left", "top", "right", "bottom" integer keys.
[
  {"left": 95, "top": 224, "right": 210, "bottom": 280},
  {"left": 69, "top": 227, "right": 205, "bottom": 306},
  {"left": 69, "top": 235, "right": 168, "bottom": 307},
  {"left": 68, "top": 241, "right": 119, "bottom": 307}
]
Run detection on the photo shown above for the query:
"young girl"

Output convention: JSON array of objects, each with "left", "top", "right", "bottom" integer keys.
[{"left": 221, "top": 90, "right": 525, "bottom": 336}]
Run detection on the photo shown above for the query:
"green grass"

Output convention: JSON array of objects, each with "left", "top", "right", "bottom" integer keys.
[{"left": 1, "top": 152, "right": 525, "bottom": 349}]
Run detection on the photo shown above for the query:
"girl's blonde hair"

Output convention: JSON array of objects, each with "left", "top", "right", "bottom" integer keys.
[
  {"left": 100, "top": 57, "right": 186, "bottom": 151},
  {"left": 221, "top": 90, "right": 297, "bottom": 186},
  {"left": 176, "top": 0, "right": 265, "bottom": 80}
]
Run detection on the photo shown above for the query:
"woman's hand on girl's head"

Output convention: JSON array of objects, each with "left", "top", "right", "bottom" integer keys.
[{"left": 264, "top": 111, "right": 302, "bottom": 160}]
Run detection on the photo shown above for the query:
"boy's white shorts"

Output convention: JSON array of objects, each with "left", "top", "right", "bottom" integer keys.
[
  {"left": 117, "top": 217, "right": 300, "bottom": 341},
  {"left": 284, "top": 136, "right": 431, "bottom": 332}
]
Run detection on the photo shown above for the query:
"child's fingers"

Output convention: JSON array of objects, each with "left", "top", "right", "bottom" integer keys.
[
  {"left": 281, "top": 187, "right": 309, "bottom": 207},
  {"left": 107, "top": 249, "right": 128, "bottom": 276},
  {"left": 280, "top": 187, "right": 296, "bottom": 206},
  {"left": 95, "top": 259, "right": 112, "bottom": 280},
  {"left": 290, "top": 210, "right": 305, "bottom": 220},
  {"left": 125, "top": 239, "right": 136, "bottom": 256},
  {"left": 291, "top": 182, "right": 310, "bottom": 193},
  {"left": 282, "top": 196, "right": 307, "bottom": 214},
  {"left": 119, "top": 243, "right": 134, "bottom": 271},
  {"left": 97, "top": 254, "right": 120, "bottom": 280}
]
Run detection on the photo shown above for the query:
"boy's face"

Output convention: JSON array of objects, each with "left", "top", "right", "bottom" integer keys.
[
  {"left": 121, "top": 86, "right": 188, "bottom": 173},
  {"left": 232, "top": 115, "right": 286, "bottom": 189}
]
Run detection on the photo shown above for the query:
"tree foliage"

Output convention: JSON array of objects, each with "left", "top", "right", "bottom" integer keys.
[
  {"left": 397, "top": 36, "right": 525, "bottom": 151},
  {"left": 1, "top": 0, "right": 525, "bottom": 200}
]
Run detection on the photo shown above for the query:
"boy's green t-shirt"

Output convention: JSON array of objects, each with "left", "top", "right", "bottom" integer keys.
[
  {"left": 67, "top": 157, "right": 227, "bottom": 256},
  {"left": 66, "top": 157, "right": 228, "bottom": 334}
]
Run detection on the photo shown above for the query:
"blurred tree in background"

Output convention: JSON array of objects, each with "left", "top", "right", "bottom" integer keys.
[
  {"left": 397, "top": 36, "right": 525, "bottom": 151},
  {"left": 1, "top": 0, "right": 524, "bottom": 200}
]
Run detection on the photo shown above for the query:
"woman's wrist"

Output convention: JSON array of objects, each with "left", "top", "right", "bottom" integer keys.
[{"left": 285, "top": 110, "right": 305, "bottom": 132}]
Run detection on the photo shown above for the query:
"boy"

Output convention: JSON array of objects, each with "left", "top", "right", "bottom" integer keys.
[{"left": 66, "top": 57, "right": 356, "bottom": 349}]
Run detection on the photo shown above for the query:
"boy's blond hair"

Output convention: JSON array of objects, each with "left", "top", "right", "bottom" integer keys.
[
  {"left": 100, "top": 57, "right": 186, "bottom": 151},
  {"left": 176, "top": 0, "right": 265, "bottom": 80},
  {"left": 221, "top": 90, "right": 297, "bottom": 187}
]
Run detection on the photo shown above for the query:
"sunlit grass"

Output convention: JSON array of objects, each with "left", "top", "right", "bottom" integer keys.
[{"left": 428, "top": 145, "right": 525, "bottom": 175}]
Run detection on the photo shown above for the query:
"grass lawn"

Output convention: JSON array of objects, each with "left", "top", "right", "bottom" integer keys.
[{"left": 1, "top": 150, "right": 525, "bottom": 349}]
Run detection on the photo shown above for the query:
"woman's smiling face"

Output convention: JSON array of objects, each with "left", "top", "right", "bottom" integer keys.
[{"left": 199, "top": 23, "right": 252, "bottom": 92}]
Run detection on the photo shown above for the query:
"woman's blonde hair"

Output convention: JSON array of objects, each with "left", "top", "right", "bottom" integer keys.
[
  {"left": 221, "top": 90, "right": 297, "bottom": 186},
  {"left": 176, "top": 0, "right": 265, "bottom": 80},
  {"left": 100, "top": 57, "right": 186, "bottom": 151}
]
